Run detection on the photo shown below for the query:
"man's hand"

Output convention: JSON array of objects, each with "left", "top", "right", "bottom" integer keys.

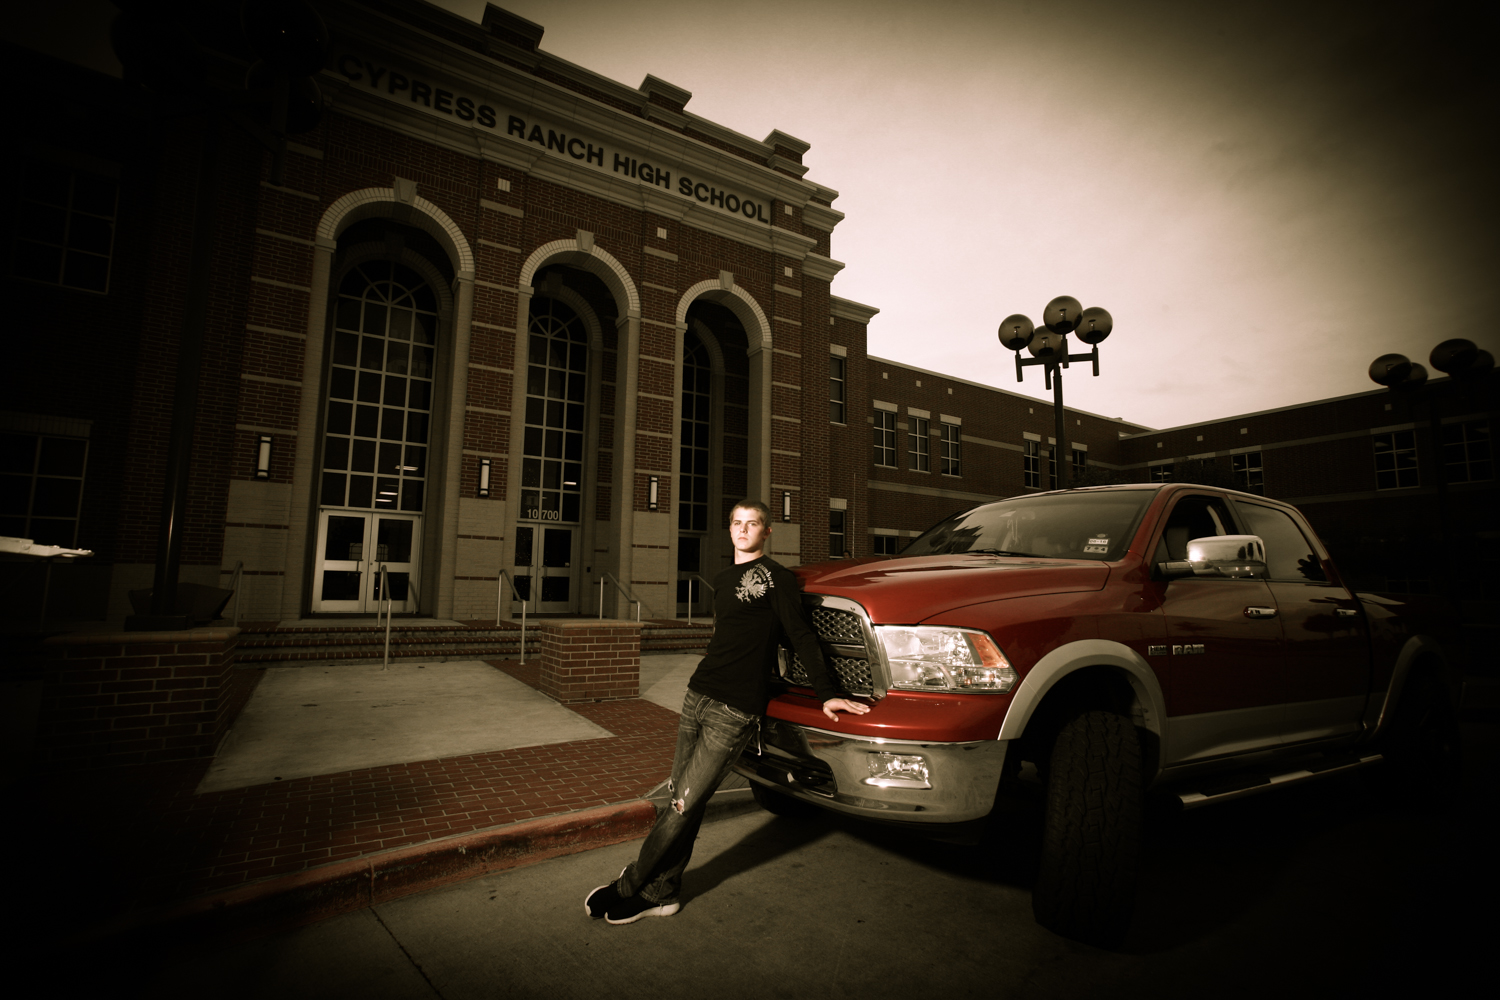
[{"left": 822, "top": 697, "right": 871, "bottom": 722}]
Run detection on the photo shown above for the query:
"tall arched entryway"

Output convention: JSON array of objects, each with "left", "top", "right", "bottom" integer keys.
[
  {"left": 516, "top": 293, "right": 590, "bottom": 612},
  {"left": 675, "top": 303, "right": 750, "bottom": 614},
  {"left": 309, "top": 222, "right": 456, "bottom": 614}
]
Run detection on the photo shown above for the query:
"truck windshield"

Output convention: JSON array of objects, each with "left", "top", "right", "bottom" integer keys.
[{"left": 903, "top": 491, "right": 1153, "bottom": 561}]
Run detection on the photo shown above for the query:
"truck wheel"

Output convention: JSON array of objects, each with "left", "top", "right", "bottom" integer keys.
[
  {"left": 751, "top": 781, "right": 820, "bottom": 818},
  {"left": 1032, "top": 707, "right": 1142, "bottom": 948},
  {"left": 1382, "top": 669, "right": 1462, "bottom": 803}
]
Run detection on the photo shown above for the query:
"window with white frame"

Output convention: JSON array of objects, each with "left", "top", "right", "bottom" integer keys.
[
  {"left": 1024, "top": 440, "right": 1041, "bottom": 488},
  {"left": 1442, "top": 421, "right": 1491, "bottom": 483},
  {"left": 0, "top": 432, "right": 88, "bottom": 546},
  {"left": 1072, "top": 447, "right": 1087, "bottom": 477},
  {"left": 14, "top": 160, "right": 118, "bottom": 293},
  {"left": 1151, "top": 464, "right": 1174, "bottom": 483},
  {"left": 909, "top": 416, "right": 929, "bottom": 471},
  {"left": 1232, "top": 451, "right": 1265, "bottom": 494},
  {"left": 1373, "top": 431, "right": 1418, "bottom": 489},
  {"left": 829, "top": 355, "right": 846, "bottom": 423},
  {"left": 873, "top": 411, "right": 896, "bottom": 467},
  {"left": 940, "top": 422, "right": 961, "bottom": 476}
]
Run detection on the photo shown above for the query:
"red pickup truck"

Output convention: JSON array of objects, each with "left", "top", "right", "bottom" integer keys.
[{"left": 735, "top": 483, "right": 1459, "bottom": 946}]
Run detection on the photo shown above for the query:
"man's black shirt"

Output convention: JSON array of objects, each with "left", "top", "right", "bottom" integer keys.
[{"left": 686, "top": 555, "right": 841, "bottom": 716}]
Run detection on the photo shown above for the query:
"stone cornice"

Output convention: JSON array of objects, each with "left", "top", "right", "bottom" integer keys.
[
  {"left": 831, "top": 296, "right": 880, "bottom": 324},
  {"left": 803, "top": 253, "right": 847, "bottom": 282}
]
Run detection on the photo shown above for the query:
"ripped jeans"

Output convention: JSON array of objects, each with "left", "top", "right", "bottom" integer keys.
[{"left": 618, "top": 688, "right": 760, "bottom": 904}]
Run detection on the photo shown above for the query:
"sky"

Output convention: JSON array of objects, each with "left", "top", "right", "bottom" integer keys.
[{"left": 12, "top": 0, "right": 1498, "bottom": 429}]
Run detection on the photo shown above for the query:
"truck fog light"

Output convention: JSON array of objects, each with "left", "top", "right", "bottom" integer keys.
[{"left": 865, "top": 752, "right": 931, "bottom": 788}]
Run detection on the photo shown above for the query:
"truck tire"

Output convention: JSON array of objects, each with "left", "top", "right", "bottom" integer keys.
[
  {"left": 1382, "top": 668, "right": 1462, "bottom": 803},
  {"left": 1032, "top": 707, "right": 1142, "bottom": 948},
  {"left": 751, "top": 781, "right": 821, "bottom": 818}
]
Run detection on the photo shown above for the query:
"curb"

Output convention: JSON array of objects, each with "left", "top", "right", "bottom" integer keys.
[
  {"left": 81, "top": 784, "right": 767, "bottom": 947},
  {"left": 83, "top": 799, "right": 657, "bottom": 947}
]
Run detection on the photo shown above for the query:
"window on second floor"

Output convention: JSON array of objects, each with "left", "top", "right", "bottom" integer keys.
[
  {"left": 1023, "top": 439, "right": 1041, "bottom": 489},
  {"left": 829, "top": 355, "right": 846, "bottom": 423},
  {"left": 909, "top": 416, "right": 929, "bottom": 471},
  {"left": 873, "top": 411, "right": 896, "bottom": 467},
  {"left": 940, "top": 422, "right": 961, "bottom": 476},
  {"left": 13, "top": 160, "right": 118, "bottom": 294},
  {"left": 1373, "top": 431, "right": 1418, "bottom": 490},
  {"left": 1232, "top": 451, "right": 1265, "bottom": 495},
  {"left": 1443, "top": 420, "right": 1491, "bottom": 483}
]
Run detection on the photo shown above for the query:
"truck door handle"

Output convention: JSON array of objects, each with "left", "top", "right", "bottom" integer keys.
[
  {"left": 1335, "top": 608, "right": 1358, "bottom": 617},
  {"left": 1243, "top": 607, "right": 1277, "bottom": 619}
]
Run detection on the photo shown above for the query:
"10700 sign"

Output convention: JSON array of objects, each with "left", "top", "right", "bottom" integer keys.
[{"left": 526, "top": 509, "right": 562, "bottom": 520}]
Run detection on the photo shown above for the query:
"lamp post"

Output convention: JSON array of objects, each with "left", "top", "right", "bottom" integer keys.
[
  {"left": 1367, "top": 338, "right": 1493, "bottom": 601},
  {"left": 998, "top": 296, "right": 1113, "bottom": 489}
]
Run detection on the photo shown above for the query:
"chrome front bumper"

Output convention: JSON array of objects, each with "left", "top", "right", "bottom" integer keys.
[{"left": 734, "top": 717, "right": 1010, "bottom": 824}]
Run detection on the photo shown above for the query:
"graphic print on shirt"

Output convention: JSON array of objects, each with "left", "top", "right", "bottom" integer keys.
[{"left": 735, "top": 565, "right": 774, "bottom": 603}]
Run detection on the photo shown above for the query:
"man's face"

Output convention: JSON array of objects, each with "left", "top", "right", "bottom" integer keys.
[{"left": 730, "top": 507, "right": 771, "bottom": 556}]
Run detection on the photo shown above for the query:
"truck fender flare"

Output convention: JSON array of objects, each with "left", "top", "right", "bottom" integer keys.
[
  {"left": 996, "top": 639, "right": 1167, "bottom": 743},
  {"left": 1366, "top": 633, "right": 1449, "bottom": 739}
]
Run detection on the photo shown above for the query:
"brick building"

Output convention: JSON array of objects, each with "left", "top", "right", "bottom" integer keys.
[{"left": 3, "top": 0, "right": 1495, "bottom": 629}]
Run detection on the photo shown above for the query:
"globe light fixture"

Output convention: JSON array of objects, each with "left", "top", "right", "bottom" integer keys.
[{"left": 998, "top": 296, "right": 1113, "bottom": 488}]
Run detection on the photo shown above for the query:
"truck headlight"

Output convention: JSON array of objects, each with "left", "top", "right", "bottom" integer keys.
[{"left": 874, "top": 626, "right": 1017, "bottom": 693}]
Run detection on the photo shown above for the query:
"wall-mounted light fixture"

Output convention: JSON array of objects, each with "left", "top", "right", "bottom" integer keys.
[
  {"left": 255, "top": 435, "right": 273, "bottom": 480},
  {"left": 648, "top": 475, "right": 659, "bottom": 510},
  {"left": 478, "top": 458, "right": 491, "bottom": 497},
  {"left": 782, "top": 490, "right": 792, "bottom": 522}
]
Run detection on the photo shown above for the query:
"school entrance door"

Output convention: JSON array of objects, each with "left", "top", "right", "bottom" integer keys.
[{"left": 311, "top": 511, "right": 423, "bottom": 614}]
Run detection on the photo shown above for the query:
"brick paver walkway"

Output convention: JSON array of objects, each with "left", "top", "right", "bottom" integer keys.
[{"left": 12, "top": 660, "right": 678, "bottom": 933}]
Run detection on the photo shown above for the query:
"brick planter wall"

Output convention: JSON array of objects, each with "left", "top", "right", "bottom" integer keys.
[
  {"left": 37, "top": 627, "right": 246, "bottom": 769},
  {"left": 536, "top": 620, "right": 642, "bottom": 704}
]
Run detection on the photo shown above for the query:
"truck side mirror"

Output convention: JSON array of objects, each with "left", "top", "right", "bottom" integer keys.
[{"left": 1157, "top": 535, "right": 1269, "bottom": 580}]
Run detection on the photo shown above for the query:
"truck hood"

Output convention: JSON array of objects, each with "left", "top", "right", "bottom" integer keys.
[{"left": 794, "top": 555, "right": 1110, "bottom": 625}]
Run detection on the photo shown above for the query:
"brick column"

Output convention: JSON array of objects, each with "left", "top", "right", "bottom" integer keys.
[
  {"left": 36, "top": 627, "right": 249, "bottom": 769},
  {"left": 536, "top": 619, "right": 642, "bottom": 704}
]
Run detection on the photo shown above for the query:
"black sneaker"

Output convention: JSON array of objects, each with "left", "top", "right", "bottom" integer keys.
[
  {"left": 584, "top": 868, "right": 627, "bottom": 919},
  {"left": 604, "top": 893, "right": 681, "bottom": 925}
]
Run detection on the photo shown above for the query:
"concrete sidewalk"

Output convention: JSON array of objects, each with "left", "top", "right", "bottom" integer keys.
[{"left": 10, "top": 653, "right": 758, "bottom": 948}]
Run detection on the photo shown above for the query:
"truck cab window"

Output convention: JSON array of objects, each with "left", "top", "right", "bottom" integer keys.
[
  {"left": 1237, "top": 502, "right": 1327, "bottom": 581},
  {"left": 1157, "top": 494, "right": 1239, "bottom": 563}
]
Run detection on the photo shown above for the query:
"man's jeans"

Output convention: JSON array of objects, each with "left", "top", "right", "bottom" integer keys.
[{"left": 619, "top": 688, "right": 759, "bottom": 904}]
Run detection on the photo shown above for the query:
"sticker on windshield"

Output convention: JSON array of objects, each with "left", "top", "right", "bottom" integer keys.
[{"left": 1085, "top": 536, "right": 1109, "bottom": 554}]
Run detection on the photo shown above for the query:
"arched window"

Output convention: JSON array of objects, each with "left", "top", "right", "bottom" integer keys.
[
  {"left": 320, "top": 261, "right": 437, "bottom": 512},
  {"left": 522, "top": 297, "right": 587, "bottom": 522}
]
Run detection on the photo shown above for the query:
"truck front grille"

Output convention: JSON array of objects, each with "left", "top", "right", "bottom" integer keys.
[
  {"left": 788, "top": 654, "right": 874, "bottom": 696},
  {"left": 810, "top": 606, "right": 865, "bottom": 643}
]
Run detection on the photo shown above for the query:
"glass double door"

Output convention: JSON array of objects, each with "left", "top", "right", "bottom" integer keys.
[
  {"left": 313, "top": 510, "right": 422, "bottom": 614},
  {"left": 515, "top": 523, "right": 578, "bottom": 614}
]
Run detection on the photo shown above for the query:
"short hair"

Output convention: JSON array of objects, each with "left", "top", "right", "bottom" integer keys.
[{"left": 729, "top": 499, "right": 772, "bottom": 525}]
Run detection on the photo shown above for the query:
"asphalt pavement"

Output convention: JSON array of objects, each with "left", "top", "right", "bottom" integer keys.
[{"left": 128, "top": 717, "right": 1497, "bottom": 999}]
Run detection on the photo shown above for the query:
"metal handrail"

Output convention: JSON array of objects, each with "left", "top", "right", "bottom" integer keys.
[
  {"left": 379, "top": 567, "right": 418, "bottom": 671},
  {"left": 497, "top": 568, "right": 531, "bottom": 664},
  {"left": 228, "top": 560, "right": 244, "bottom": 624},
  {"left": 597, "top": 571, "right": 643, "bottom": 621},
  {"left": 683, "top": 574, "right": 715, "bottom": 625},
  {"left": 380, "top": 563, "right": 392, "bottom": 670}
]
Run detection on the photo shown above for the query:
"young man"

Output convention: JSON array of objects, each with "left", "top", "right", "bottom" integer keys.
[{"left": 584, "top": 499, "right": 870, "bottom": 925}]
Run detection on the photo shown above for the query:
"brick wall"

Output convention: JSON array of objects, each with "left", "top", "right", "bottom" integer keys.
[
  {"left": 36, "top": 628, "right": 251, "bottom": 769},
  {"left": 536, "top": 620, "right": 641, "bottom": 704}
]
